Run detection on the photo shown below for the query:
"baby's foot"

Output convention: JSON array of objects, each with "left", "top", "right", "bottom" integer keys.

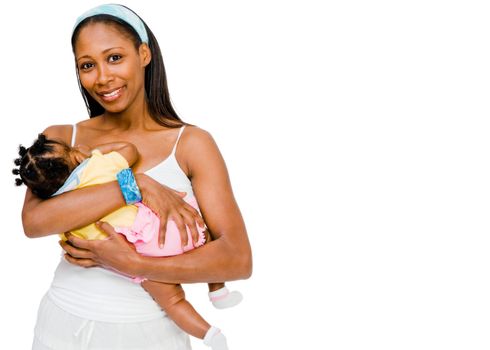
[
  {"left": 208, "top": 286, "right": 243, "bottom": 309},
  {"left": 204, "top": 326, "right": 228, "bottom": 350}
]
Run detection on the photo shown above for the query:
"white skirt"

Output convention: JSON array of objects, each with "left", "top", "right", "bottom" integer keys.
[{"left": 32, "top": 293, "right": 192, "bottom": 350}]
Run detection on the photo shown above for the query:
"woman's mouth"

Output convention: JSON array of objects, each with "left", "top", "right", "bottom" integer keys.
[{"left": 97, "top": 86, "right": 125, "bottom": 102}]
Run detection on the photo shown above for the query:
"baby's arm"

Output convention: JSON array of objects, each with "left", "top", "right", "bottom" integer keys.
[{"left": 85, "top": 142, "right": 139, "bottom": 167}]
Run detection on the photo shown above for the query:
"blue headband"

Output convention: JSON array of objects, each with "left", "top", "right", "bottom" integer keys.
[{"left": 73, "top": 4, "right": 149, "bottom": 44}]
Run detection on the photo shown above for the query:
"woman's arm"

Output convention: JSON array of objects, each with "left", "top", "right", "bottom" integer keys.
[
  {"left": 62, "top": 127, "right": 253, "bottom": 283},
  {"left": 22, "top": 125, "right": 127, "bottom": 238},
  {"left": 22, "top": 183, "right": 125, "bottom": 238},
  {"left": 23, "top": 126, "right": 198, "bottom": 239},
  {"left": 137, "top": 127, "right": 252, "bottom": 283}
]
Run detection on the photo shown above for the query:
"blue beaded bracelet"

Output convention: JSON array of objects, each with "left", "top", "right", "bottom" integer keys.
[{"left": 116, "top": 168, "right": 142, "bottom": 205}]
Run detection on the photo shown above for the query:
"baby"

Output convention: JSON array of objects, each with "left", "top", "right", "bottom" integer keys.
[{"left": 13, "top": 133, "right": 243, "bottom": 350}]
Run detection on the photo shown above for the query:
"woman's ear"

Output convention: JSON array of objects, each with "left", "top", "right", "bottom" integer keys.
[{"left": 139, "top": 43, "right": 152, "bottom": 67}]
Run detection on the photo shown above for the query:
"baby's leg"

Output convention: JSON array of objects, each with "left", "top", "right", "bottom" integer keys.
[
  {"left": 142, "top": 280, "right": 229, "bottom": 349},
  {"left": 141, "top": 280, "right": 210, "bottom": 339},
  {"left": 208, "top": 282, "right": 226, "bottom": 292}
]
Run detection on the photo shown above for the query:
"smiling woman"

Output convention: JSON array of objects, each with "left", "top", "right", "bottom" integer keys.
[
  {"left": 20, "top": 4, "right": 252, "bottom": 350},
  {"left": 70, "top": 6, "right": 181, "bottom": 127},
  {"left": 75, "top": 22, "right": 150, "bottom": 111}
]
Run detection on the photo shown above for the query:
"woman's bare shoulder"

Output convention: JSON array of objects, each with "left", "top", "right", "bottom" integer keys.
[
  {"left": 42, "top": 118, "right": 95, "bottom": 144},
  {"left": 42, "top": 124, "right": 75, "bottom": 144},
  {"left": 181, "top": 125, "right": 214, "bottom": 143},
  {"left": 179, "top": 125, "right": 225, "bottom": 177},
  {"left": 180, "top": 125, "right": 221, "bottom": 156}
]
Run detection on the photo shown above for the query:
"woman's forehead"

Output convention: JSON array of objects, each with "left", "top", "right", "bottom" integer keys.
[{"left": 74, "top": 22, "right": 133, "bottom": 56}]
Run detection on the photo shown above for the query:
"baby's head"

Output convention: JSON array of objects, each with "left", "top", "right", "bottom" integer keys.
[{"left": 12, "top": 134, "right": 86, "bottom": 199}]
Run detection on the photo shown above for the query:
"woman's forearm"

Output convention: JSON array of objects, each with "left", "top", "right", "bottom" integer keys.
[
  {"left": 135, "top": 232, "right": 253, "bottom": 284},
  {"left": 22, "top": 181, "right": 125, "bottom": 238}
]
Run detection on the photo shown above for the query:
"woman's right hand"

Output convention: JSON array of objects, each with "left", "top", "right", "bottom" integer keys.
[{"left": 135, "top": 173, "right": 205, "bottom": 248}]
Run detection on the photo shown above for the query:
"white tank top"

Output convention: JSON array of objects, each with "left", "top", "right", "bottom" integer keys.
[{"left": 47, "top": 125, "right": 194, "bottom": 322}]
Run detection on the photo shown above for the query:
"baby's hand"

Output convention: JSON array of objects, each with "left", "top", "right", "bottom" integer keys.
[
  {"left": 76, "top": 144, "right": 91, "bottom": 156},
  {"left": 72, "top": 145, "right": 92, "bottom": 164}
]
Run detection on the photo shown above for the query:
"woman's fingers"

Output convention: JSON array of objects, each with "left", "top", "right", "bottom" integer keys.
[
  {"left": 158, "top": 214, "right": 168, "bottom": 248},
  {"left": 95, "top": 221, "right": 118, "bottom": 236},
  {"left": 138, "top": 176, "right": 205, "bottom": 249},
  {"left": 64, "top": 253, "right": 98, "bottom": 268},
  {"left": 181, "top": 210, "right": 200, "bottom": 245},
  {"left": 59, "top": 239, "right": 94, "bottom": 260},
  {"left": 188, "top": 222, "right": 199, "bottom": 246},
  {"left": 171, "top": 214, "right": 189, "bottom": 248},
  {"left": 184, "top": 203, "right": 205, "bottom": 228},
  {"left": 65, "top": 233, "right": 92, "bottom": 249}
]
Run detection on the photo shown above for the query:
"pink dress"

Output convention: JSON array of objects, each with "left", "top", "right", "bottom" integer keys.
[{"left": 115, "top": 198, "right": 206, "bottom": 256}]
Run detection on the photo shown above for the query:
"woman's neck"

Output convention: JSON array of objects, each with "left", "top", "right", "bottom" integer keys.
[{"left": 102, "top": 94, "right": 158, "bottom": 131}]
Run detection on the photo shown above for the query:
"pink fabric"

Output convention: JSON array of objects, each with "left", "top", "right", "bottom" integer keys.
[
  {"left": 209, "top": 292, "right": 230, "bottom": 301},
  {"left": 114, "top": 198, "right": 206, "bottom": 282},
  {"left": 115, "top": 199, "right": 206, "bottom": 257}
]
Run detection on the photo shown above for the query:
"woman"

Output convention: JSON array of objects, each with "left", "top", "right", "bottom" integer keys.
[{"left": 22, "top": 4, "right": 252, "bottom": 350}]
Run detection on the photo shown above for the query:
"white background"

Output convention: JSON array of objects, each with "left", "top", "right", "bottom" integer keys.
[{"left": 1, "top": 0, "right": 489, "bottom": 349}]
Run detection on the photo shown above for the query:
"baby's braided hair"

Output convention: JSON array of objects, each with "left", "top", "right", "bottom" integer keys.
[{"left": 13, "top": 134, "right": 72, "bottom": 199}]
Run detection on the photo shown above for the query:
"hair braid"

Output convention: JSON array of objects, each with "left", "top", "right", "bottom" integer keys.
[{"left": 12, "top": 134, "right": 73, "bottom": 199}]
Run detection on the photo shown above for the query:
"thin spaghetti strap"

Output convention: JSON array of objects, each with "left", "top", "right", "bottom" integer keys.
[
  {"left": 170, "top": 125, "right": 186, "bottom": 156},
  {"left": 71, "top": 124, "right": 77, "bottom": 147}
]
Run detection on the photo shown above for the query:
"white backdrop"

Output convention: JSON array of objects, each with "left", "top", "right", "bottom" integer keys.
[{"left": 1, "top": 1, "right": 490, "bottom": 349}]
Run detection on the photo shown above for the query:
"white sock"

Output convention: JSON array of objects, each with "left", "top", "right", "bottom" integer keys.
[
  {"left": 203, "top": 326, "right": 228, "bottom": 350},
  {"left": 208, "top": 286, "right": 243, "bottom": 309}
]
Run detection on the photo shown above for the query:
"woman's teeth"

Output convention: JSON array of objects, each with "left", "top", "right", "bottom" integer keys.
[
  {"left": 100, "top": 87, "right": 123, "bottom": 101},
  {"left": 104, "top": 88, "right": 121, "bottom": 97}
]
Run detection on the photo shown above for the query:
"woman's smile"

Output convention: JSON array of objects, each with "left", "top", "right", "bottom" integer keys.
[{"left": 97, "top": 85, "right": 126, "bottom": 102}]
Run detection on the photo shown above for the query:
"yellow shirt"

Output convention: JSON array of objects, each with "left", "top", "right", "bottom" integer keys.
[{"left": 59, "top": 149, "right": 138, "bottom": 241}]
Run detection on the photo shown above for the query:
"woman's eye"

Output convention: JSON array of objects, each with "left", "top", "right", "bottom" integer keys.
[
  {"left": 109, "top": 54, "right": 122, "bottom": 62},
  {"left": 80, "top": 62, "right": 93, "bottom": 70}
]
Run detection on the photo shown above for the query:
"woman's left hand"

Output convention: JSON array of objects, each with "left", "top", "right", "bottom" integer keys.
[{"left": 59, "top": 221, "right": 141, "bottom": 276}]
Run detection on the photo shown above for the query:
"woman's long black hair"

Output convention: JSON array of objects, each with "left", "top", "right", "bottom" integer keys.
[{"left": 71, "top": 6, "right": 186, "bottom": 128}]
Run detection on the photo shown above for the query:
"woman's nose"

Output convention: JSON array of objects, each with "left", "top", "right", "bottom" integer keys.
[{"left": 95, "top": 64, "right": 114, "bottom": 85}]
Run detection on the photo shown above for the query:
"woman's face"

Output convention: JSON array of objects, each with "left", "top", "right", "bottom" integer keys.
[{"left": 74, "top": 22, "right": 150, "bottom": 114}]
